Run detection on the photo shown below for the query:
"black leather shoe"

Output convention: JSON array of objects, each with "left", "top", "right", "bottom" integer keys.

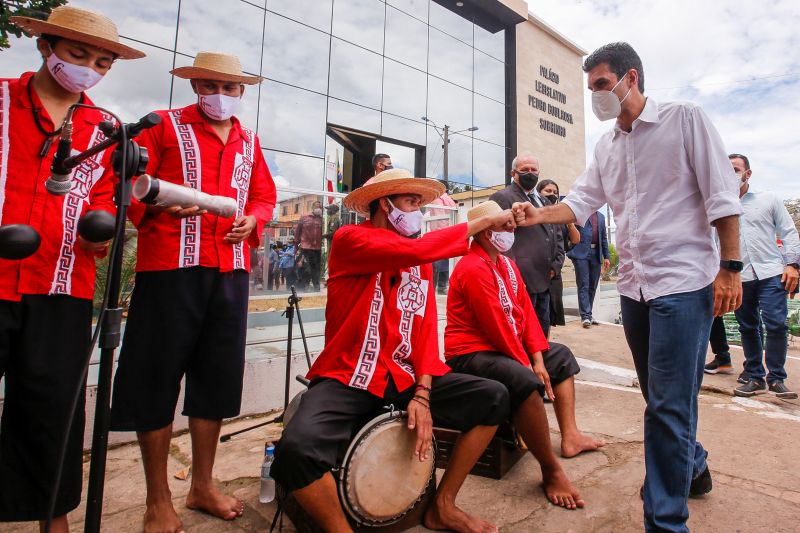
[
  {"left": 734, "top": 379, "right": 767, "bottom": 397},
  {"left": 768, "top": 381, "right": 799, "bottom": 399},
  {"left": 689, "top": 466, "right": 712, "bottom": 497}
]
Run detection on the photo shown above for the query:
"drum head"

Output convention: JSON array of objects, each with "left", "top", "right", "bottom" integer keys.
[{"left": 340, "top": 412, "right": 435, "bottom": 526}]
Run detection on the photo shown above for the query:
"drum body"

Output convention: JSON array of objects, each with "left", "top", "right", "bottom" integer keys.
[
  {"left": 277, "top": 410, "right": 436, "bottom": 532},
  {"left": 338, "top": 411, "right": 436, "bottom": 527}
]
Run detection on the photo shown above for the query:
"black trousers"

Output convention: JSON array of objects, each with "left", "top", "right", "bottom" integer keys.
[
  {"left": 300, "top": 249, "right": 321, "bottom": 291},
  {"left": 709, "top": 316, "right": 730, "bottom": 357},
  {"left": 111, "top": 267, "right": 249, "bottom": 432},
  {"left": 271, "top": 375, "right": 509, "bottom": 493},
  {"left": 447, "top": 342, "right": 580, "bottom": 412},
  {"left": 0, "top": 295, "right": 91, "bottom": 521}
]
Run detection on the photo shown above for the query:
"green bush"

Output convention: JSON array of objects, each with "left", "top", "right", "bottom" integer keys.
[{"left": 93, "top": 231, "right": 138, "bottom": 312}]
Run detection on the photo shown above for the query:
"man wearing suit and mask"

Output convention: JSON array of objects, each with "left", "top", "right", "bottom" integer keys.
[
  {"left": 568, "top": 210, "right": 611, "bottom": 328},
  {"left": 490, "top": 153, "right": 564, "bottom": 337}
]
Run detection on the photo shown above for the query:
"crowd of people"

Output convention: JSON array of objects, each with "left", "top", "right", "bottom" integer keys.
[{"left": 1, "top": 5, "right": 798, "bottom": 533}]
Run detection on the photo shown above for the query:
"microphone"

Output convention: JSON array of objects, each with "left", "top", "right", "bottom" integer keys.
[
  {"left": 45, "top": 106, "right": 77, "bottom": 196},
  {"left": 77, "top": 210, "right": 116, "bottom": 243},
  {"left": 0, "top": 224, "right": 41, "bottom": 260},
  {"left": 132, "top": 175, "right": 237, "bottom": 218}
]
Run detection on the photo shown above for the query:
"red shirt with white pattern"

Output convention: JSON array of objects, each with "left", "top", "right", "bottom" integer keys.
[
  {"left": 128, "top": 104, "right": 276, "bottom": 272},
  {"left": 307, "top": 221, "right": 469, "bottom": 397},
  {"left": 0, "top": 72, "right": 116, "bottom": 302},
  {"left": 445, "top": 242, "right": 549, "bottom": 366}
]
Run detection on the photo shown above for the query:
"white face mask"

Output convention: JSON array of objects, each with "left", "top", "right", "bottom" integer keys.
[
  {"left": 386, "top": 199, "right": 423, "bottom": 237},
  {"left": 46, "top": 51, "right": 104, "bottom": 93},
  {"left": 198, "top": 93, "right": 241, "bottom": 121},
  {"left": 591, "top": 75, "right": 632, "bottom": 121},
  {"left": 312, "top": 208, "right": 322, "bottom": 216},
  {"left": 489, "top": 231, "right": 515, "bottom": 253}
]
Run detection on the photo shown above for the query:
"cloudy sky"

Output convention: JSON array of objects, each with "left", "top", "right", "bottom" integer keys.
[{"left": 531, "top": 0, "right": 800, "bottom": 201}]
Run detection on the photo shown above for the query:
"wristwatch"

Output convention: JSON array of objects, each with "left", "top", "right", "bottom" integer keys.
[
  {"left": 788, "top": 263, "right": 799, "bottom": 271},
  {"left": 719, "top": 259, "right": 744, "bottom": 272}
]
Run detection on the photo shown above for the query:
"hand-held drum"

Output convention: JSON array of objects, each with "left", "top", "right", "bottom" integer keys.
[{"left": 338, "top": 411, "right": 436, "bottom": 527}]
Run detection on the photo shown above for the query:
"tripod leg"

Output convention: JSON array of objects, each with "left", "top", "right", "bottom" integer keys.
[
  {"left": 293, "top": 300, "right": 313, "bottom": 369},
  {"left": 284, "top": 305, "right": 293, "bottom": 414}
]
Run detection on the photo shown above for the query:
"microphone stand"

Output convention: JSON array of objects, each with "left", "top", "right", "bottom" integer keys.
[
  {"left": 83, "top": 115, "right": 156, "bottom": 533},
  {"left": 219, "top": 286, "right": 313, "bottom": 442},
  {"left": 38, "top": 106, "right": 159, "bottom": 533}
]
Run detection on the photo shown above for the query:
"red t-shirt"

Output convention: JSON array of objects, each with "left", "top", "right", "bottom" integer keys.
[
  {"left": 128, "top": 104, "right": 276, "bottom": 272},
  {"left": 307, "top": 221, "right": 470, "bottom": 397},
  {"left": 445, "top": 242, "right": 549, "bottom": 366},
  {"left": 0, "top": 73, "right": 116, "bottom": 302}
]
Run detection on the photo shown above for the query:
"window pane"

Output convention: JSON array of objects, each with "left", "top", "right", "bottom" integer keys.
[
  {"left": 177, "top": 0, "right": 265, "bottom": 75},
  {"left": 429, "top": 2, "right": 472, "bottom": 45},
  {"left": 382, "top": 114, "right": 426, "bottom": 147},
  {"left": 385, "top": 6, "right": 428, "bottom": 71},
  {"left": 265, "top": 149, "right": 326, "bottom": 190},
  {"left": 382, "top": 59, "right": 426, "bottom": 121},
  {"left": 428, "top": 28, "right": 472, "bottom": 91},
  {"left": 329, "top": 38, "right": 383, "bottom": 109},
  {"left": 328, "top": 98, "right": 381, "bottom": 134},
  {"left": 93, "top": 40, "right": 175, "bottom": 123},
  {"left": 473, "top": 139, "right": 506, "bottom": 188},
  {"left": 473, "top": 94, "right": 505, "bottom": 145},
  {"left": 376, "top": 140, "right": 416, "bottom": 173},
  {"left": 426, "top": 76, "right": 473, "bottom": 132},
  {"left": 427, "top": 127, "right": 471, "bottom": 182},
  {"left": 79, "top": 0, "right": 180, "bottom": 50},
  {"left": 267, "top": 0, "right": 332, "bottom": 32},
  {"left": 474, "top": 26, "right": 505, "bottom": 62},
  {"left": 259, "top": 80, "right": 327, "bottom": 156},
  {"left": 263, "top": 12, "right": 330, "bottom": 93},
  {"left": 474, "top": 50, "right": 505, "bottom": 103},
  {"left": 386, "top": 0, "right": 428, "bottom": 22},
  {"left": 331, "top": 0, "right": 385, "bottom": 54}
]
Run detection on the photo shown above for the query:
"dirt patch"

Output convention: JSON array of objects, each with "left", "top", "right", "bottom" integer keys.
[{"left": 249, "top": 295, "right": 328, "bottom": 312}]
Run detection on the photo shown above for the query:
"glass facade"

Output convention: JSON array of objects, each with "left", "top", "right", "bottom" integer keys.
[{"left": 2, "top": 0, "right": 511, "bottom": 294}]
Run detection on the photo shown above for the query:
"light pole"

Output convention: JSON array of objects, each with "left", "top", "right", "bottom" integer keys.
[{"left": 421, "top": 116, "right": 477, "bottom": 190}]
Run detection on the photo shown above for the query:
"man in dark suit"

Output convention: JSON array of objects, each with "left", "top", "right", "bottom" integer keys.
[
  {"left": 490, "top": 153, "right": 564, "bottom": 337},
  {"left": 568, "top": 211, "right": 610, "bottom": 328}
]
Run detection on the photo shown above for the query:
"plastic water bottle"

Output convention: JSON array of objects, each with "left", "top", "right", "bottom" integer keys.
[{"left": 259, "top": 445, "right": 276, "bottom": 503}]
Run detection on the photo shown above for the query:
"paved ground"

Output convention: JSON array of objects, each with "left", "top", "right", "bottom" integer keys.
[{"left": 6, "top": 299, "right": 800, "bottom": 532}]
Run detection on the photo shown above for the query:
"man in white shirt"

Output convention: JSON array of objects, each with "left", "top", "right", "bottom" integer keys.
[
  {"left": 725, "top": 153, "right": 799, "bottom": 399},
  {"left": 512, "top": 42, "right": 743, "bottom": 533}
]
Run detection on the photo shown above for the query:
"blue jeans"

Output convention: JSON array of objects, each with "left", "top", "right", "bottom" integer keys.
[
  {"left": 529, "top": 290, "right": 550, "bottom": 338},
  {"left": 573, "top": 257, "right": 602, "bottom": 320},
  {"left": 734, "top": 275, "right": 788, "bottom": 383},
  {"left": 620, "top": 285, "right": 712, "bottom": 533}
]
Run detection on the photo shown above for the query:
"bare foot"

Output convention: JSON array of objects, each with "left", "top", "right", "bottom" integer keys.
[
  {"left": 143, "top": 499, "right": 184, "bottom": 533},
  {"left": 542, "top": 466, "right": 585, "bottom": 510},
  {"left": 185, "top": 485, "right": 243, "bottom": 521},
  {"left": 561, "top": 433, "right": 605, "bottom": 458},
  {"left": 424, "top": 499, "right": 498, "bottom": 533}
]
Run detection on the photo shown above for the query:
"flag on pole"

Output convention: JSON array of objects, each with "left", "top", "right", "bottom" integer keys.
[
  {"left": 325, "top": 157, "right": 336, "bottom": 204},
  {"left": 336, "top": 149, "right": 343, "bottom": 193}
]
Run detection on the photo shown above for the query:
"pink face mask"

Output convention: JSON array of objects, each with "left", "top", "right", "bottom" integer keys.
[
  {"left": 198, "top": 93, "right": 241, "bottom": 121},
  {"left": 46, "top": 51, "right": 104, "bottom": 93}
]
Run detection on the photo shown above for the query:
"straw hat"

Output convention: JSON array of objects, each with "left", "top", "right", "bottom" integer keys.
[
  {"left": 11, "top": 5, "right": 145, "bottom": 60},
  {"left": 171, "top": 52, "right": 263, "bottom": 85},
  {"left": 344, "top": 168, "right": 444, "bottom": 217},
  {"left": 467, "top": 200, "right": 503, "bottom": 221}
]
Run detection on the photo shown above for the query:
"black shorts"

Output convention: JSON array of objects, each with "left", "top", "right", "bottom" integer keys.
[
  {"left": 447, "top": 342, "right": 580, "bottom": 412},
  {"left": 0, "top": 295, "right": 91, "bottom": 521},
  {"left": 271, "top": 374, "right": 509, "bottom": 493},
  {"left": 110, "top": 267, "right": 249, "bottom": 432}
]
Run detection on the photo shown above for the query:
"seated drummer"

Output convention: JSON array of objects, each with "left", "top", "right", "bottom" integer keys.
[
  {"left": 272, "top": 169, "right": 514, "bottom": 533},
  {"left": 445, "top": 200, "right": 598, "bottom": 510}
]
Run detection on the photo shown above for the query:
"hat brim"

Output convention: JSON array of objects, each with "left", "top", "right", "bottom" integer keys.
[
  {"left": 170, "top": 66, "right": 263, "bottom": 85},
  {"left": 344, "top": 177, "right": 444, "bottom": 217},
  {"left": 10, "top": 16, "right": 145, "bottom": 59}
]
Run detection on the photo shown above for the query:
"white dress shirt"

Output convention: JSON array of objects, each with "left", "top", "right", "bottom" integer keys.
[
  {"left": 739, "top": 189, "right": 800, "bottom": 282},
  {"left": 563, "top": 98, "right": 742, "bottom": 301}
]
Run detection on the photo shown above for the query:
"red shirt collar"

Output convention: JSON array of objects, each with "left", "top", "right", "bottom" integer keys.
[
  {"left": 469, "top": 240, "right": 497, "bottom": 264},
  {"left": 16, "top": 71, "right": 100, "bottom": 126}
]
